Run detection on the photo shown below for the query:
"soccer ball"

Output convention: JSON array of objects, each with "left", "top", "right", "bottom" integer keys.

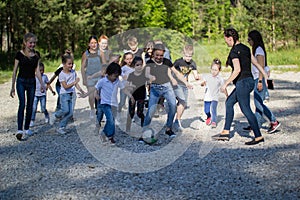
[{"left": 142, "top": 128, "right": 158, "bottom": 144}]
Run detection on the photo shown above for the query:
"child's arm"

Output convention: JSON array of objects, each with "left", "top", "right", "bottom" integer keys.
[
  {"left": 170, "top": 66, "right": 193, "bottom": 89},
  {"left": 75, "top": 83, "right": 86, "bottom": 98},
  {"left": 192, "top": 69, "right": 200, "bottom": 80},
  {"left": 47, "top": 84, "right": 56, "bottom": 96},
  {"left": 145, "top": 66, "right": 156, "bottom": 83},
  {"left": 94, "top": 89, "right": 100, "bottom": 101}
]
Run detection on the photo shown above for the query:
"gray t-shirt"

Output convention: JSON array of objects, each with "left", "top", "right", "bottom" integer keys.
[{"left": 59, "top": 69, "right": 77, "bottom": 94}]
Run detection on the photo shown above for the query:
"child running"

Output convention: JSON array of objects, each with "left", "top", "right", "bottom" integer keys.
[
  {"left": 124, "top": 56, "right": 149, "bottom": 133},
  {"left": 201, "top": 58, "right": 228, "bottom": 128},
  {"left": 50, "top": 53, "right": 86, "bottom": 134},
  {"left": 94, "top": 62, "right": 133, "bottom": 144},
  {"left": 30, "top": 62, "right": 56, "bottom": 127}
]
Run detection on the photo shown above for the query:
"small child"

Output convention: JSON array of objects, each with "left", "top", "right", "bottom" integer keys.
[
  {"left": 118, "top": 52, "right": 134, "bottom": 112},
  {"left": 94, "top": 62, "right": 133, "bottom": 144},
  {"left": 201, "top": 58, "right": 228, "bottom": 128},
  {"left": 30, "top": 63, "right": 56, "bottom": 127},
  {"left": 125, "top": 36, "right": 144, "bottom": 57},
  {"left": 50, "top": 53, "right": 86, "bottom": 134},
  {"left": 124, "top": 56, "right": 148, "bottom": 133}
]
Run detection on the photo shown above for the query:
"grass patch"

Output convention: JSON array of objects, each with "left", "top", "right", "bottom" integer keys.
[{"left": 0, "top": 71, "right": 12, "bottom": 84}]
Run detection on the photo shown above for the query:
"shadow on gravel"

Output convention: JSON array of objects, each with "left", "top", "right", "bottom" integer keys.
[{"left": 0, "top": 79, "right": 299, "bottom": 199}]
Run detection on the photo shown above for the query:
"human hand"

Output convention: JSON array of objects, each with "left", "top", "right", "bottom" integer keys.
[
  {"left": 52, "top": 91, "right": 56, "bottom": 96},
  {"left": 10, "top": 88, "right": 15, "bottom": 98}
]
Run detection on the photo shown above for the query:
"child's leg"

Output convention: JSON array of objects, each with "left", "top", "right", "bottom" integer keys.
[
  {"left": 126, "top": 99, "right": 136, "bottom": 131},
  {"left": 31, "top": 96, "right": 38, "bottom": 121},
  {"left": 136, "top": 100, "right": 145, "bottom": 127},
  {"left": 40, "top": 96, "right": 49, "bottom": 119},
  {"left": 204, "top": 101, "right": 211, "bottom": 119},
  {"left": 96, "top": 99, "right": 104, "bottom": 125},
  {"left": 211, "top": 100, "right": 218, "bottom": 123},
  {"left": 58, "top": 93, "right": 73, "bottom": 128},
  {"left": 101, "top": 104, "right": 115, "bottom": 138}
]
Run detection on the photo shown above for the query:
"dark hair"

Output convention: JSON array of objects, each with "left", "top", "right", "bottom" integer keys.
[
  {"left": 132, "top": 56, "right": 143, "bottom": 67},
  {"left": 153, "top": 43, "right": 165, "bottom": 52},
  {"left": 248, "top": 30, "right": 268, "bottom": 66},
  {"left": 212, "top": 58, "right": 222, "bottom": 70},
  {"left": 62, "top": 53, "right": 73, "bottom": 64},
  {"left": 87, "top": 35, "right": 98, "bottom": 52},
  {"left": 39, "top": 62, "right": 45, "bottom": 68},
  {"left": 224, "top": 28, "right": 239, "bottom": 45},
  {"left": 224, "top": 28, "right": 239, "bottom": 67},
  {"left": 120, "top": 52, "right": 133, "bottom": 66},
  {"left": 106, "top": 62, "right": 121, "bottom": 76}
]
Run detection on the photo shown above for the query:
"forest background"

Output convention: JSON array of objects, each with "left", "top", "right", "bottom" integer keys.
[{"left": 0, "top": 0, "right": 299, "bottom": 82}]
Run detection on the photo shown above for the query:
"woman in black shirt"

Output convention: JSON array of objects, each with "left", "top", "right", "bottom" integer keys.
[
  {"left": 213, "top": 28, "right": 268, "bottom": 145},
  {"left": 10, "top": 33, "right": 44, "bottom": 140}
]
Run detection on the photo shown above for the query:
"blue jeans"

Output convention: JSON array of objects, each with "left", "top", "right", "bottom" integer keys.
[
  {"left": 204, "top": 101, "right": 218, "bottom": 123},
  {"left": 143, "top": 82, "right": 176, "bottom": 129},
  {"left": 55, "top": 93, "right": 76, "bottom": 128},
  {"left": 254, "top": 78, "right": 276, "bottom": 127},
  {"left": 31, "top": 96, "right": 49, "bottom": 121},
  {"left": 96, "top": 99, "right": 104, "bottom": 124},
  {"left": 224, "top": 77, "right": 262, "bottom": 138},
  {"left": 100, "top": 104, "right": 117, "bottom": 138},
  {"left": 173, "top": 84, "right": 188, "bottom": 106},
  {"left": 16, "top": 77, "right": 36, "bottom": 130}
]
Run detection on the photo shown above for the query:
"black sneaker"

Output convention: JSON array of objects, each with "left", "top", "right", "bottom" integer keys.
[
  {"left": 138, "top": 137, "right": 145, "bottom": 143},
  {"left": 108, "top": 137, "right": 116, "bottom": 145},
  {"left": 165, "top": 129, "right": 176, "bottom": 138},
  {"left": 243, "top": 126, "right": 252, "bottom": 131}
]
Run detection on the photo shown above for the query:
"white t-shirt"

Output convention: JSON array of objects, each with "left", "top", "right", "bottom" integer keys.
[
  {"left": 59, "top": 69, "right": 77, "bottom": 94},
  {"left": 203, "top": 74, "right": 224, "bottom": 101},
  {"left": 251, "top": 46, "right": 265, "bottom": 80},
  {"left": 95, "top": 76, "right": 125, "bottom": 107},
  {"left": 35, "top": 74, "right": 49, "bottom": 96}
]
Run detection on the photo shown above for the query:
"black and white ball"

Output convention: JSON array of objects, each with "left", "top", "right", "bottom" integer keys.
[{"left": 142, "top": 128, "right": 157, "bottom": 144}]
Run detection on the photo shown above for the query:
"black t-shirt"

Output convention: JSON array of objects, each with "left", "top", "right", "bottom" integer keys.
[
  {"left": 127, "top": 69, "right": 148, "bottom": 100},
  {"left": 227, "top": 43, "right": 253, "bottom": 84},
  {"left": 54, "top": 67, "right": 63, "bottom": 87},
  {"left": 146, "top": 58, "right": 173, "bottom": 85},
  {"left": 15, "top": 51, "right": 40, "bottom": 79},
  {"left": 173, "top": 58, "right": 197, "bottom": 84}
]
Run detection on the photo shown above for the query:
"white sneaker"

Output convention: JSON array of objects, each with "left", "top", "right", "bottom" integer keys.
[
  {"left": 89, "top": 110, "right": 95, "bottom": 119},
  {"left": 49, "top": 113, "right": 57, "bottom": 125},
  {"left": 45, "top": 117, "right": 49, "bottom": 123},
  {"left": 29, "top": 120, "right": 34, "bottom": 127},
  {"left": 25, "top": 129, "right": 34, "bottom": 136},
  {"left": 57, "top": 127, "right": 66, "bottom": 134}
]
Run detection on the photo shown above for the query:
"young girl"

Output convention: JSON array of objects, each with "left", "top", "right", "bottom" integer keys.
[
  {"left": 118, "top": 52, "right": 134, "bottom": 112},
  {"left": 10, "top": 32, "right": 45, "bottom": 140},
  {"left": 50, "top": 54, "right": 86, "bottom": 134},
  {"left": 98, "top": 34, "right": 112, "bottom": 64},
  {"left": 30, "top": 62, "right": 56, "bottom": 127},
  {"left": 94, "top": 62, "right": 132, "bottom": 144},
  {"left": 81, "top": 35, "right": 103, "bottom": 119},
  {"left": 201, "top": 58, "right": 228, "bottom": 128},
  {"left": 48, "top": 49, "right": 75, "bottom": 112},
  {"left": 124, "top": 56, "right": 148, "bottom": 132}
]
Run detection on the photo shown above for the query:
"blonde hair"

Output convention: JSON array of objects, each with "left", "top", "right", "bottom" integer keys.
[
  {"left": 127, "top": 36, "right": 138, "bottom": 46},
  {"left": 183, "top": 44, "right": 194, "bottom": 55},
  {"left": 22, "top": 32, "right": 37, "bottom": 58}
]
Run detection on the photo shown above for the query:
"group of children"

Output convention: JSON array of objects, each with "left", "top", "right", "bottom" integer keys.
[{"left": 27, "top": 35, "right": 227, "bottom": 145}]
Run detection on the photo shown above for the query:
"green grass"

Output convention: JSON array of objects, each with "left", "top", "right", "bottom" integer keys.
[{"left": 0, "top": 71, "right": 12, "bottom": 84}]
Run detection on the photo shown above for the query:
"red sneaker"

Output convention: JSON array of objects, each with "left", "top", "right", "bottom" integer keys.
[
  {"left": 267, "top": 121, "right": 281, "bottom": 134},
  {"left": 205, "top": 117, "right": 211, "bottom": 125}
]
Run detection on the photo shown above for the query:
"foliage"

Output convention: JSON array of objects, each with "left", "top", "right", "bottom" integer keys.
[{"left": 0, "top": 0, "right": 299, "bottom": 70}]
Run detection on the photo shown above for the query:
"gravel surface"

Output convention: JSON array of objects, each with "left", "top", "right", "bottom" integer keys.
[{"left": 0, "top": 72, "right": 299, "bottom": 200}]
